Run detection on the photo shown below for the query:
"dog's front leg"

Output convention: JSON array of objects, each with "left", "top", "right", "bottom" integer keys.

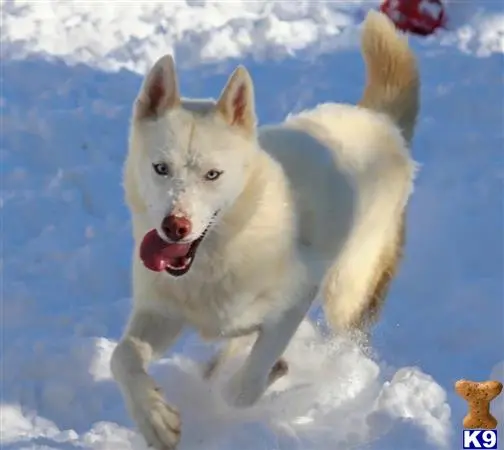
[
  {"left": 111, "top": 308, "right": 184, "bottom": 450},
  {"left": 223, "top": 288, "right": 315, "bottom": 408}
]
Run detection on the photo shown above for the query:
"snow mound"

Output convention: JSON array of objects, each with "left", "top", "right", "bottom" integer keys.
[
  {"left": 1, "top": 320, "right": 452, "bottom": 450},
  {"left": 1, "top": 0, "right": 502, "bottom": 74}
]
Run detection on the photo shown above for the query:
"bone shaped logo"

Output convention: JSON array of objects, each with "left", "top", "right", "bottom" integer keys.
[{"left": 455, "top": 379, "right": 503, "bottom": 429}]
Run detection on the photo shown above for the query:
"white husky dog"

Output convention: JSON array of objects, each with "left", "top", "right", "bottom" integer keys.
[{"left": 111, "top": 11, "right": 419, "bottom": 450}]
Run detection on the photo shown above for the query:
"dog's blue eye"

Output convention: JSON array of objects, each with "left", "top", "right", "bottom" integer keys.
[
  {"left": 205, "top": 169, "right": 223, "bottom": 181},
  {"left": 153, "top": 162, "right": 170, "bottom": 176}
]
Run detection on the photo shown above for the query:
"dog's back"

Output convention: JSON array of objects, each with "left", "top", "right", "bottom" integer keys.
[{"left": 257, "top": 11, "right": 419, "bottom": 331}]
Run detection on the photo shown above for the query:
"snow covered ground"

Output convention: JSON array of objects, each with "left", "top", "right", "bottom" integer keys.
[
  {"left": 2, "top": 0, "right": 503, "bottom": 72},
  {"left": 1, "top": 1, "right": 503, "bottom": 449}
]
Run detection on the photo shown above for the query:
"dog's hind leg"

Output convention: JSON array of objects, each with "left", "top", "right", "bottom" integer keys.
[
  {"left": 202, "top": 336, "right": 248, "bottom": 380},
  {"left": 203, "top": 336, "right": 289, "bottom": 386}
]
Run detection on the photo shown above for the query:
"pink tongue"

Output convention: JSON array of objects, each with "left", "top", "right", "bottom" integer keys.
[{"left": 139, "top": 229, "right": 191, "bottom": 272}]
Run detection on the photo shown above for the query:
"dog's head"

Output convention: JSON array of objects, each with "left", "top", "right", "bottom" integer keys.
[{"left": 126, "top": 54, "right": 259, "bottom": 277}]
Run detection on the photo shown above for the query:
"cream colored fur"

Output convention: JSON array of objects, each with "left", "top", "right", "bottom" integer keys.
[{"left": 111, "top": 11, "right": 419, "bottom": 450}]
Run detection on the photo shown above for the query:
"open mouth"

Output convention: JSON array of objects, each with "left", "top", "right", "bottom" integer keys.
[
  {"left": 139, "top": 216, "right": 215, "bottom": 277},
  {"left": 161, "top": 229, "right": 207, "bottom": 277}
]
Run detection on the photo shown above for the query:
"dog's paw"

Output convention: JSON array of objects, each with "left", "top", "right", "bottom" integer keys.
[
  {"left": 267, "top": 358, "right": 289, "bottom": 386},
  {"left": 202, "top": 354, "right": 220, "bottom": 380},
  {"left": 128, "top": 386, "right": 181, "bottom": 450}
]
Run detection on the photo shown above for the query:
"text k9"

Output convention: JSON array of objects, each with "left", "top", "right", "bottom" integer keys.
[{"left": 463, "top": 430, "right": 498, "bottom": 449}]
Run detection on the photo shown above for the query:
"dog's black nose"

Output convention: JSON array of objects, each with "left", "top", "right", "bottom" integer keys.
[{"left": 162, "top": 215, "right": 192, "bottom": 241}]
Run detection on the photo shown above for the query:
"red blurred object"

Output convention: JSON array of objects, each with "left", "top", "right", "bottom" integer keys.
[{"left": 379, "top": 0, "right": 447, "bottom": 36}]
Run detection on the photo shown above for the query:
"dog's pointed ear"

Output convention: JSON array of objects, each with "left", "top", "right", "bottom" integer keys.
[
  {"left": 216, "top": 66, "right": 256, "bottom": 135},
  {"left": 135, "top": 54, "right": 180, "bottom": 119}
]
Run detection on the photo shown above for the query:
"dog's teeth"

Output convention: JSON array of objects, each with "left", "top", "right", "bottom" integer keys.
[{"left": 166, "top": 257, "right": 192, "bottom": 271}]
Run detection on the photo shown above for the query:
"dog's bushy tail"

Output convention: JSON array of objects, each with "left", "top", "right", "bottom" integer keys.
[{"left": 358, "top": 10, "right": 420, "bottom": 144}]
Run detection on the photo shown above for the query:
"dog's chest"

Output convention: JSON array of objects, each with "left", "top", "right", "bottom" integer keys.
[{"left": 161, "top": 273, "right": 276, "bottom": 339}]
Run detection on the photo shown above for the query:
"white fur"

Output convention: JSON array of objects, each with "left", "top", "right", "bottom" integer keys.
[{"left": 111, "top": 12, "right": 418, "bottom": 450}]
